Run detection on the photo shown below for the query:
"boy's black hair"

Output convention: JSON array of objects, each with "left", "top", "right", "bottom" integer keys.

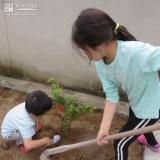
[{"left": 25, "top": 90, "right": 52, "bottom": 116}]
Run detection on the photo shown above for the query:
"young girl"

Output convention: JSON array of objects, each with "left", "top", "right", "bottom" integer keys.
[{"left": 72, "top": 8, "right": 160, "bottom": 160}]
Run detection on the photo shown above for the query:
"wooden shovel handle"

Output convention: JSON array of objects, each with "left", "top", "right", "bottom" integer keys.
[
  {"left": 66, "top": 123, "right": 160, "bottom": 149},
  {"left": 40, "top": 123, "right": 160, "bottom": 159},
  {"left": 103, "top": 123, "right": 160, "bottom": 141}
]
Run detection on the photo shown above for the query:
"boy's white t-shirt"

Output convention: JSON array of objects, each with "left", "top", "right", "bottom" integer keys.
[{"left": 1, "top": 102, "right": 36, "bottom": 139}]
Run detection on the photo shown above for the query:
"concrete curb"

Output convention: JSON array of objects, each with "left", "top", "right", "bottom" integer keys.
[{"left": 0, "top": 75, "right": 129, "bottom": 117}]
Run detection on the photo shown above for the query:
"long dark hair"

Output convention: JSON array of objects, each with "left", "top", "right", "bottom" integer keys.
[{"left": 72, "top": 8, "right": 136, "bottom": 62}]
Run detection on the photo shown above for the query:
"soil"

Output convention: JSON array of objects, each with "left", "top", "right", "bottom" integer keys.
[{"left": 0, "top": 88, "right": 143, "bottom": 160}]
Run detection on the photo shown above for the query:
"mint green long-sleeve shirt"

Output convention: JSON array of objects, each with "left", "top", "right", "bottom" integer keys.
[{"left": 95, "top": 40, "right": 160, "bottom": 119}]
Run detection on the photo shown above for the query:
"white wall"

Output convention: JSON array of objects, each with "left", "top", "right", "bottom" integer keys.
[{"left": 1, "top": 0, "right": 160, "bottom": 95}]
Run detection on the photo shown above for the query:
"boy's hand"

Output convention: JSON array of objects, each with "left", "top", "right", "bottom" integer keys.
[{"left": 35, "top": 119, "right": 39, "bottom": 132}]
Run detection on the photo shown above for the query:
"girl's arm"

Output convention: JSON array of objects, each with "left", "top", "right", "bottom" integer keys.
[{"left": 97, "top": 100, "right": 118, "bottom": 146}]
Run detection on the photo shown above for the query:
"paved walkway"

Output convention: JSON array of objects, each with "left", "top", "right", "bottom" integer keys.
[{"left": 0, "top": 75, "right": 159, "bottom": 160}]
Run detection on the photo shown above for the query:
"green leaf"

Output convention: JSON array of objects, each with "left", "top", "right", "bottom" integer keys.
[{"left": 47, "top": 77, "right": 95, "bottom": 132}]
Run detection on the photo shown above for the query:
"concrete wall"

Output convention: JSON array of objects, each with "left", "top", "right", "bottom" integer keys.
[{"left": 0, "top": 0, "right": 160, "bottom": 96}]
